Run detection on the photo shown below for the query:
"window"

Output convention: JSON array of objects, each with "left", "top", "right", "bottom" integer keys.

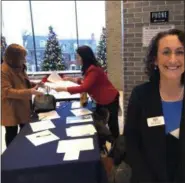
[
  {"left": 31, "top": 1, "right": 77, "bottom": 71},
  {"left": 2, "top": 1, "right": 105, "bottom": 72},
  {"left": 70, "top": 64, "right": 76, "bottom": 70},
  {"left": 73, "top": 43, "right": 78, "bottom": 50},
  {"left": 76, "top": 1, "right": 105, "bottom": 55},
  {"left": 62, "top": 44, "right": 66, "bottom": 52},
  {"left": 2, "top": 1, "right": 35, "bottom": 72},
  {"left": 36, "top": 52, "right": 41, "bottom": 56},
  {"left": 39, "top": 40, "right": 46, "bottom": 47}
]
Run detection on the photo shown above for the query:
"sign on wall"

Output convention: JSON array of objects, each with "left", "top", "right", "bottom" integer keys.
[
  {"left": 142, "top": 24, "right": 175, "bottom": 47},
  {"left": 150, "top": 11, "right": 169, "bottom": 23}
]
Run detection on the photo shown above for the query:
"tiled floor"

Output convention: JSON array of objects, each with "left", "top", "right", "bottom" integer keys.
[{"left": 1, "top": 91, "right": 124, "bottom": 154}]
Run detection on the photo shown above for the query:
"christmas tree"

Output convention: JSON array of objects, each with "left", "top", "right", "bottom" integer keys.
[
  {"left": 97, "top": 27, "right": 107, "bottom": 72},
  {"left": 1, "top": 35, "right": 7, "bottom": 63},
  {"left": 42, "top": 26, "right": 66, "bottom": 71}
]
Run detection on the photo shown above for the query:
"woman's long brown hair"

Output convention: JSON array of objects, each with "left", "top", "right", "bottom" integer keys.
[{"left": 4, "top": 44, "right": 27, "bottom": 68}]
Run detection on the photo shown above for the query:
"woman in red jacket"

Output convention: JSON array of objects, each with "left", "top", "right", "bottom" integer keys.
[{"left": 54, "top": 45, "right": 120, "bottom": 138}]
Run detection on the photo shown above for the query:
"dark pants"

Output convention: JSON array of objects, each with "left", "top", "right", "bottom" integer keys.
[
  {"left": 96, "top": 94, "right": 120, "bottom": 139},
  {"left": 5, "top": 124, "right": 25, "bottom": 147}
]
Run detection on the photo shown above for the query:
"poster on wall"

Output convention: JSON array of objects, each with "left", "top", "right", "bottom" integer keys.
[{"left": 142, "top": 24, "right": 175, "bottom": 47}]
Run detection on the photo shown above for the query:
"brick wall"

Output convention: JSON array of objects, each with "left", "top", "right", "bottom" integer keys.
[{"left": 123, "top": 1, "right": 184, "bottom": 113}]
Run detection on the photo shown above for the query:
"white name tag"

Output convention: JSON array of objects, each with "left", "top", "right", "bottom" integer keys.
[{"left": 147, "top": 116, "right": 165, "bottom": 127}]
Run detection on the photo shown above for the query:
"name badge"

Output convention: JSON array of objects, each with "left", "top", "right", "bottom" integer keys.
[{"left": 147, "top": 116, "right": 165, "bottom": 127}]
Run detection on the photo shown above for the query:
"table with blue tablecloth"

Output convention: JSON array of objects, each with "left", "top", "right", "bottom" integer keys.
[{"left": 1, "top": 102, "right": 108, "bottom": 183}]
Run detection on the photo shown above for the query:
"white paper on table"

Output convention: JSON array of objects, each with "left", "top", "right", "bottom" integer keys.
[
  {"left": 71, "top": 108, "right": 92, "bottom": 116},
  {"left": 44, "top": 81, "right": 79, "bottom": 89},
  {"left": 66, "top": 124, "right": 96, "bottom": 137},
  {"left": 71, "top": 101, "right": 81, "bottom": 109},
  {"left": 47, "top": 71, "right": 63, "bottom": 83},
  {"left": 53, "top": 92, "right": 80, "bottom": 100},
  {"left": 26, "top": 130, "right": 59, "bottom": 146},
  {"left": 57, "top": 80, "right": 79, "bottom": 87},
  {"left": 30, "top": 120, "right": 55, "bottom": 132},
  {"left": 66, "top": 115, "right": 93, "bottom": 124},
  {"left": 56, "top": 137, "right": 94, "bottom": 153},
  {"left": 63, "top": 150, "right": 80, "bottom": 161},
  {"left": 38, "top": 111, "right": 60, "bottom": 120},
  {"left": 45, "top": 89, "right": 80, "bottom": 100},
  {"left": 44, "top": 82, "right": 58, "bottom": 88}
]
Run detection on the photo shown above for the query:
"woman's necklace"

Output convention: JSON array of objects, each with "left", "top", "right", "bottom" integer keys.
[{"left": 160, "top": 86, "right": 184, "bottom": 102}]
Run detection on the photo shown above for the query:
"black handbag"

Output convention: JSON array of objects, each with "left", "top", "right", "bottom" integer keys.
[{"left": 33, "top": 94, "right": 56, "bottom": 113}]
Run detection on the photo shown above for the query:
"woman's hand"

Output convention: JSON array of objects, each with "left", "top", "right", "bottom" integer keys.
[
  {"left": 30, "top": 86, "right": 44, "bottom": 96},
  {"left": 31, "top": 81, "right": 45, "bottom": 89},
  {"left": 36, "top": 81, "right": 45, "bottom": 88}
]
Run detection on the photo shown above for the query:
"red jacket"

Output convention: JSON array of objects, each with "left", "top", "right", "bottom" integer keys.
[{"left": 67, "top": 65, "right": 119, "bottom": 105}]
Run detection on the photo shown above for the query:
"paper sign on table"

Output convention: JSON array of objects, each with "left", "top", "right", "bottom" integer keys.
[
  {"left": 30, "top": 120, "right": 55, "bottom": 132},
  {"left": 71, "top": 101, "right": 81, "bottom": 109},
  {"left": 66, "top": 115, "right": 93, "bottom": 124},
  {"left": 63, "top": 150, "right": 80, "bottom": 161},
  {"left": 47, "top": 71, "right": 63, "bottom": 83},
  {"left": 70, "top": 108, "right": 92, "bottom": 116},
  {"left": 26, "top": 130, "right": 59, "bottom": 146},
  {"left": 38, "top": 111, "right": 60, "bottom": 120},
  {"left": 66, "top": 124, "right": 96, "bottom": 137},
  {"left": 56, "top": 138, "right": 94, "bottom": 153}
]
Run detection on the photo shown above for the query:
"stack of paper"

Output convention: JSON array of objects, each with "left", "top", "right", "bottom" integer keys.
[
  {"left": 30, "top": 120, "right": 56, "bottom": 132},
  {"left": 71, "top": 108, "right": 92, "bottom": 116},
  {"left": 66, "top": 124, "right": 96, "bottom": 137},
  {"left": 38, "top": 111, "right": 60, "bottom": 120},
  {"left": 57, "top": 137, "right": 94, "bottom": 153},
  {"left": 66, "top": 115, "right": 93, "bottom": 124},
  {"left": 26, "top": 130, "right": 59, "bottom": 146}
]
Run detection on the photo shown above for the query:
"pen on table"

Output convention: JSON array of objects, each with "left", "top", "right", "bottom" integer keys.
[{"left": 36, "top": 134, "right": 51, "bottom": 138}]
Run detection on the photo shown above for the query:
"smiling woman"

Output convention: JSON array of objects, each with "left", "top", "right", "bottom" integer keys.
[
  {"left": 124, "top": 29, "right": 185, "bottom": 183},
  {"left": 145, "top": 29, "right": 184, "bottom": 101},
  {"left": 157, "top": 34, "right": 184, "bottom": 83}
]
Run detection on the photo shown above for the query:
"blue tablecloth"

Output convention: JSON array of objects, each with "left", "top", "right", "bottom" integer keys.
[{"left": 2, "top": 101, "right": 108, "bottom": 183}]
